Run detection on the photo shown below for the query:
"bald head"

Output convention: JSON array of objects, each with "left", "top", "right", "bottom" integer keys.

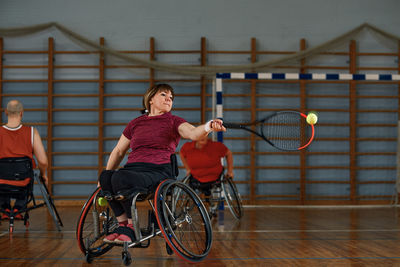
[{"left": 6, "top": 100, "right": 24, "bottom": 117}]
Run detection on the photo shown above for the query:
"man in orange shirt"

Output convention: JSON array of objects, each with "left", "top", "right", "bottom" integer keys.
[
  {"left": 0, "top": 100, "right": 48, "bottom": 219},
  {"left": 179, "top": 136, "right": 234, "bottom": 183}
]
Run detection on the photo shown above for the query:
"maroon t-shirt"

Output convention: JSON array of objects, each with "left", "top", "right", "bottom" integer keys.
[{"left": 123, "top": 112, "right": 186, "bottom": 164}]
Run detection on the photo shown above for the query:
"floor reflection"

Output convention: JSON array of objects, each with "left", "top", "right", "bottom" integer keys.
[{"left": 1, "top": 206, "right": 400, "bottom": 266}]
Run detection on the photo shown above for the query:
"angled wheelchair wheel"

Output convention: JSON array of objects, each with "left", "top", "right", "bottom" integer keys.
[
  {"left": 221, "top": 177, "right": 243, "bottom": 219},
  {"left": 76, "top": 187, "right": 118, "bottom": 259},
  {"left": 34, "top": 175, "right": 63, "bottom": 231},
  {"left": 154, "top": 180, "right": 212, "bottom": 262}
]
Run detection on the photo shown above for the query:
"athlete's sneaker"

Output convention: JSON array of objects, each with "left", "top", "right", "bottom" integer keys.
[
  {"left": 115, "top": 224, "right": 135, "bottom": 244},
  {"left": 103, "top": 221, "right": 128, "bottom": 243},
  {"left": 12, "top": 209, "right": 23, "bottom": 220},
  {"left": 103, "top": 232, "right": 120, "bottom": 243},
  {"left": 1, "top": 209, "right": 10, "bottom": 220}
]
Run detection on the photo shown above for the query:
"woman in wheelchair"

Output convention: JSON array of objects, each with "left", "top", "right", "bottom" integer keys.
[{"left": 98, "top": 84, "right": 226, "bottom": 244}]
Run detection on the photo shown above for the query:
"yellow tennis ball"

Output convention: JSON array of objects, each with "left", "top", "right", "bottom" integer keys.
[
  {"left": 306, "top": 112, "right": 318, "bottom": 125},
  {"left": 98, "top": 197, "right": 107, "bottom": 207}
]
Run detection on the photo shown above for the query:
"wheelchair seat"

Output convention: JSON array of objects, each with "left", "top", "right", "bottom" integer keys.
[
  {"left": 103, "top": 186, "right": 153, "bottom": 202},
  {"left": 0, "top": 157, "right": 34, "bottom": 221},
  {"left": 0, "top": 156, "right": 34, "bottom": 195}
]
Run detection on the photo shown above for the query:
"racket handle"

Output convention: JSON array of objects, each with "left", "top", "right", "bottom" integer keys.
[{"left": 223, "top": 123, "right": 242, "bottom": 129}]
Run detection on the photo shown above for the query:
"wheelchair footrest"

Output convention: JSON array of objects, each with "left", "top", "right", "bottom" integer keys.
[
  {"left": 136, "top": 239, "right": 150, "bottom": 248},
  {"left": 140, "top": 227, "right": 152, "bottom": 236}
]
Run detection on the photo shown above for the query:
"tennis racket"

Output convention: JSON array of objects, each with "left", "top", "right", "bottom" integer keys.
[{"left": 222, "top": 110, "right": 315, "bottom": 151}]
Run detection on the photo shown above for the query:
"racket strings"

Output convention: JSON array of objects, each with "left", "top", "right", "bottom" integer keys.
[{"left": 263, "top": 112, "right": 308, "bottom": 150}]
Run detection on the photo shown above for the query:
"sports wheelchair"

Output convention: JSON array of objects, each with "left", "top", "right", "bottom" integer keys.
[
  {"left": 76, "top": 157, "right": 213, "bottom": 266},
  {"left": 182, "top": 172, "right": 243, "bottom": 220},
  {"left": 0, "top": 157, "right": 63, "bottom": 233}
]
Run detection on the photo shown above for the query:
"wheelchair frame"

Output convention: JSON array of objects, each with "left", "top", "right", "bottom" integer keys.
[
  {"left": 0, "top": 157, "right": 63, "bottom": 233},
  {"left": 182, "top": 173, "right": 243, "bottom": 220},
  {"left": 76, "top": 179, "right": 213, "bottom": 266}
]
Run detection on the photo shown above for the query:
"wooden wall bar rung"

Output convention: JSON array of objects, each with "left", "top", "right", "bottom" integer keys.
[
  {"left": 306, "top": 181, "right": 350, "bottom": 184},
  {"left": 1, "top": 94, "right": 49, "bottom": 97},
  {"left": 54, "top": 65, "right": 99, "bottom": 69},
  {"left": 53, "top": 79, "right": 99, "bottom": 82},
  {"left": 54, "top": 51, "right": 99, "bottom": 54},
  {"left": 111, "top": 50, "right": 148, "bottom": 54},
  {"left": 358, "top": 181, "right": 395, "bottom": 184},
  {"left": 2, "top": 79, "right": 48, "bottom": 82},
  {"left": 3, "top": 51, "right": 47, "bottom": 54},
  {"left": 103, "top": 79, "right": 150, "bottom": 82},
  {"left": 105, "top": 65, "right": 149, "bottom": 68},
  {"left": 53, "top": 123, "right": 98, "bottom": 126},
  {"left": 3, "top": 65, "right": 48, "bottom": 69}
]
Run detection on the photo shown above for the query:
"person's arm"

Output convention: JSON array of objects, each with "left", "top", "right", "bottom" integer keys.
[
  {"left": 106, "top": 134, "right": 131, "bottom": 170},
  {"left": 179, "top": 149, "right": 191, "bottom": 177},
  {"left": 32, "top": 128, "right": 48, "bottom": 185},
  {"left": 225, "top": 149, "right": 234, "bottom": 178},
  {"left": 178, "top": 119, "right": 225, "bottom": 141}
]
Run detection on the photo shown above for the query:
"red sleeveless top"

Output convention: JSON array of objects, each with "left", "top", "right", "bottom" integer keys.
[
  {"left": 0, "top": 125, "right": 35, "bottom": 166},
  {"left": 0, "top": 125, "right": 35, "bottom": 186}
]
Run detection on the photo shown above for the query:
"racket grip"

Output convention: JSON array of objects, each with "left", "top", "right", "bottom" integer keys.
[{"left": 222, "top": 123, "right": 242, "bottom": 129}]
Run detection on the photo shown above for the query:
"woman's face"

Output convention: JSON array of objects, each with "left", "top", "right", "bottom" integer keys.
[
  {"left": 196, "top": 136, "right": 208, "bottom": 149},
  {"left": 150, "top": 90, "right": 173, "bottom": 114}
]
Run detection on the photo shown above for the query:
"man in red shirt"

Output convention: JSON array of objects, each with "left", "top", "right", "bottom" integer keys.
[
  {"left": 0, "top": 100, "right": 48, "bottom": 219},
  {"left": 180, "top": 136, "right": 234, "bottom": 183}
]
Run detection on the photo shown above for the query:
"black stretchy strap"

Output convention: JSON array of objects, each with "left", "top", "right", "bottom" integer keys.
[{"left": 114, "top": 226, "right": 136, "bottom": 241}]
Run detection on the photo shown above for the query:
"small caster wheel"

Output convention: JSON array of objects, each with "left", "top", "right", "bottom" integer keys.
[
  {"left": 85, "top": 252, "right": 93, "bottom": 263},
  {"left": 166, "top": 242, "right": 173, "bottom": 255},
  {"left": 122, "top": 251, "right": 132, "bottom": 266}
]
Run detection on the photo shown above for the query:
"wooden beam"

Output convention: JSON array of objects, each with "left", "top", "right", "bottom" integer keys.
[
  {"left": 349, "top": 40, "right": 357, "bottom": 204},
  {"left": 47, "top": 38, "right": 54, "bottom": 195},
  {"left": 98, "top": 37, "right": 105, "bottom": 175}
]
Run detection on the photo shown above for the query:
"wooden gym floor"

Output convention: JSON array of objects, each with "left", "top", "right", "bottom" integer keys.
[{"left": 1, "top": 205, "right": 400, "bottom": 266}]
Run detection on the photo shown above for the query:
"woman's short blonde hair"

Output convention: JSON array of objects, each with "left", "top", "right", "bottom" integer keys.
[{"left": 142, "top": 84, "right": 175, "bottom": 114}]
